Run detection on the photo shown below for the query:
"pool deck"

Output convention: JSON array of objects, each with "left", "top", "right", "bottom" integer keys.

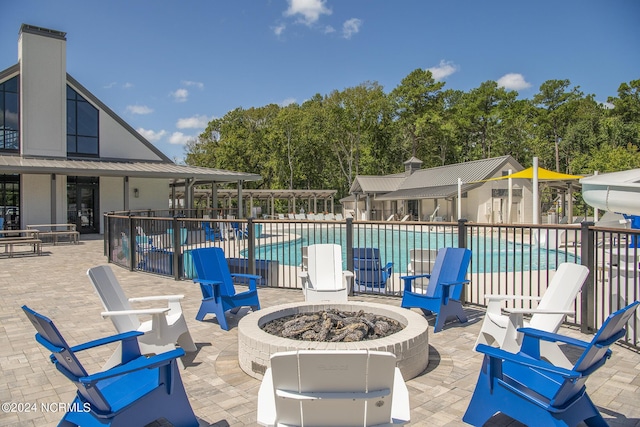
[{"left": 1, "top": 236, "right": 639, "bottom": 426}]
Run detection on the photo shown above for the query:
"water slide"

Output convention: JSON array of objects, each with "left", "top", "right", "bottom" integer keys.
[{"left": 580, "top": 169, "right": 640, "bottom": 216}]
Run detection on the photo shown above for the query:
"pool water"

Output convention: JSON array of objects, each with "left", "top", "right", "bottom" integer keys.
[{"left": 250, "top": 227, "right": 578, "bottom": 273}]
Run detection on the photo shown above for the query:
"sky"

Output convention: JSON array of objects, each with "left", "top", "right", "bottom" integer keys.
[{"left": 1, "top": 0, "right": 639, "bottom": 163}]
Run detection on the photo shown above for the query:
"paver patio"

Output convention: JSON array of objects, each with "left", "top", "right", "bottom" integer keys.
[{"left": 0, "top": 236, "right": 638, "bottom": 426}]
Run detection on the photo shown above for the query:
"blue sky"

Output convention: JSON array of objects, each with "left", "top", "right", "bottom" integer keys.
[{"left": 1, "top": 0, "right": 638, "bottom": 163}]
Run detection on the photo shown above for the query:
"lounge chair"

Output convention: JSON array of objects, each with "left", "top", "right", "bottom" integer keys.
[
  {"left": 463, "top": 301, "right": 640, "bottom": 427},
  {"left": 203, "top": 221, "right": 224, "bottom": 241},
  {"left": 352, "top": 247, "right": 393, "bottom": 293},
  {"left": 257, "top": 350, "right": 410, "bottom": 426},
  {"left": 474, "top": 262, "right": 589, "bottom": 368},
  {"left": 191, "top": 246, "right": 261, "bottom": 331},
  {"left": 400, "top": 214, "right": 411, "bottom": 222},
  {"left": 22, "top": 305, "right": 198, "bottom": 427},
  {"left": 87, "top": 265, "right": 197, "bottom": 367},
  {"left": 400, "top": 247, "right": 471, "bottom": 333},
  {"left": 298, "top": 244, "right": 353, "bottom": 302}
]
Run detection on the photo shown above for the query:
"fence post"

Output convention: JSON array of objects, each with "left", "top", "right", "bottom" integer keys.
[
  {"left": 457, "top": 218, "right": 469, "bottom": 302},
  {"left": 128, "top": 215, "right": 135, "bottom": 272},
  {"left": 346, "top": 217, "right": 354, "bottom": 295},
  {"left": 247, "top": 218, "right": 256, "bottom": 276},
  {"left": 457, "top": 218, "right": 468, "bottom": 248},
  {"left": 580, "top": 221, "right": 596, "bottom": 333},
  {"left": 172, "top": 216, "right": 180, "bottom": 280}
]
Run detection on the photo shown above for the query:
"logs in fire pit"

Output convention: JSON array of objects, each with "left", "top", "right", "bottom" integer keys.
[{"left": 261, "top": 308, "right": 404, "bottom": 342}]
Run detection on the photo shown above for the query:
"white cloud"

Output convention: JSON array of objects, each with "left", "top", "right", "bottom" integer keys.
[
  {"left": 323, "top": 25, "right": 335, "bottom": 34},
  {"left": 126, "top": 105, "right": 153, "bottom": 115},
  {"left": 171, "top": 88, "right": 189, "bottom": 103},
  {"left": 273, "top": 24, "right": 286, "bottom": 36},
  {"left": 280, "top": 97, "right": 297, "bottom": 107},
  {"left": 104, "top": 82, "right": 117, "bottom": 89},
  {"left": 137, "top": 128, "right": 166, "bottom": 142},
  {"left": 427, "top": 60, "right": 459, "bottom": 81},
  {"left": 176, "top": 114, "right": 211, "bottom": 129},
  {"left": 182, "top": 80, "right": 204, "bottom": 90},
  {"left": 169, "top": 132, "right": 192, "bottom": 145},
  {"left": 123, "top": 82, "right": 134, "bottom": 89},
  {"left": 284, "top": 0, "right": 331, "bottom": 25},
  {"left": 342, "top": 18, "right": 362, "bottom": 39},
  {"left": 497, "top": 73, "right": 531, "bottom": 91},
  {"left": 601, "top": 101, "right": 615, "bottom": 109}
]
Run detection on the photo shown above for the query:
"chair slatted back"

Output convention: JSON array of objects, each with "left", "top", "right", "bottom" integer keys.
[
  {"left": 191, "top": 247, "right": 236, "bottom": 297},
  {"left": 270, "top": 350, "right": 396, "bottom": 426},
  {"left": 529, "top": 263, "right": 588, "bottom": 332},
  {"left": 21, "top": 306, "right": 111, "bottom": 412},
  {"left": 307, "top": 244, "right": 343, "bottom": 291},
  {"left": 425, "top": 248, "right": 471, "bottom": 299},
  {"left": 87, "top": 265, "right": 140, "bottom": 332}
]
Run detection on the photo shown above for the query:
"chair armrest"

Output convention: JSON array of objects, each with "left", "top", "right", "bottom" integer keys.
[
  {"left": 484, "top": 294, "right": 543, "bottom": 302},
  {"left": 128, "top": 295, "right": 184, "bottom": 302},
  {"left": 69, "top": 331, "right": 144, "bottom": 353},
  {"left": 517, "top": 327, "right": 590, "bottom": 348},
  {"left": 80, "top": 348, "right": 186, "bottom": 384},
  {"left": 100, "top": 308, "right": 170, "bottom": 318},
  {"left": 193, "top": 278, "right": 223, "bottom": 286},
  {"left": 231, "top": 273, "right": 262, "bottom": 290},
  {"left": 440, "top": 279, "right": 470, "bottom": 287},
  {"left": 342, "top": 270, "right": 354, "bottom": 278},
  {"left": 476, "top": 343, "right": 578, "bottom": 378},
  {"left": 298, "top": 271, "right": 309, "bottom": 279},
  {"left": 504, "top": 308, "right": 575, "bottom": 316},
  {"left": 400, "top": 274, "right": 431, "bottom": 292}
]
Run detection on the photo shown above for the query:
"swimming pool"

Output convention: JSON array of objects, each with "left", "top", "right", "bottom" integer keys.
[{"left": 250, "top": 227, "right": 578, "bottom": 273}]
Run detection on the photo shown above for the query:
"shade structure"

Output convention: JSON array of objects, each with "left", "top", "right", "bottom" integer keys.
[
  {"left": 484, "top": 166, "right": 583, "bottom": 182},
  {"left": 473, "top": 162, "right": 583, "bottom": 224}
]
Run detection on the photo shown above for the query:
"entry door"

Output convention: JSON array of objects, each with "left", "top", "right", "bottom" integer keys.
[{"left": 67, "top": 177, "right": 99, "bottom": 233}]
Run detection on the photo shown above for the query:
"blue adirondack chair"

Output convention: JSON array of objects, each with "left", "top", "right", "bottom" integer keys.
[
  {"left": 463, "top": 300, "right": 640, "bottom": 427},
  {"left": 353, "top": 247, "right": 394, "bottom": 292},
  {"left": 191, "top": 247, "right": 261, "bottom": 331},
  {"left": 202, "top": 221, "right": 224, "bottom": 241},
  {"left": 400, "top": 247, "right": 471, "bottom": 333},
  {"left": 21, "top": 305, "right": 198, "bottom": 427}
]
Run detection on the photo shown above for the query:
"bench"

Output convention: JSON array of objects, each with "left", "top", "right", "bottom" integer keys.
[
  {"left": 26, "top": 224, "right": 79, "bottom": 245},
  {"left": 0, "top": 230, "right": 42, "bottom": 257}
]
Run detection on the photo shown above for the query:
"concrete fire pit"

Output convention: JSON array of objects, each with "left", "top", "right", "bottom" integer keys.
[{"left": 238, "top": 301, "right": 429, "bottom": 380}]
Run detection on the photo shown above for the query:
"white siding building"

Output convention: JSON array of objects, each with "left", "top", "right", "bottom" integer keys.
[{"left": 0, "top": 24, "right": 260, "bottom": 233}]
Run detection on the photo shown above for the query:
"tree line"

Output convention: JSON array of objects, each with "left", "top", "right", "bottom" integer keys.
[{"left": 185, "top": 71, "right": 640, "bottom": 201}]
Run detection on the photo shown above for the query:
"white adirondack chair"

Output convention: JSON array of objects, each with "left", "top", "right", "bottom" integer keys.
[
  {"left": 257, "top": 350, "right": 410, "bottom": 426},
  {"left": 87, "top": 265, "right": 196, "bottom": 368},
  {"left": 474, "top": 262, "right": 589, "bottom": 368},
  {"left": 298, "top": 244, "right": 353, "bottom": 303}
]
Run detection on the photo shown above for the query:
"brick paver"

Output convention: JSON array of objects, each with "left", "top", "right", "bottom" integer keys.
[{"left": 0, "top": 236, "right": 638, "bottom": 426}]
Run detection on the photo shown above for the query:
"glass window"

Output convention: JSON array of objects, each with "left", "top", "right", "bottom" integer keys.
[
  {"left": 67, "top": 86, "right": 99, "bottom": 157},
  {"left": 0, "top": 76, "right": 19, "bottom": 152}
]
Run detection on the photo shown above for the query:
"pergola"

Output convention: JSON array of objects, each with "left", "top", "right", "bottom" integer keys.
[{"left": 171, "top": 187, "right": 338, "bottom": 218}]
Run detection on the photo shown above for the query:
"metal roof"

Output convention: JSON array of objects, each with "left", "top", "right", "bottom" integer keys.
[
  {"left": 358, "top": 156, "right": 522, "bottom": 200},
  {"left": 0, "top": 155, "right": 262, "bottom": 182},
  {"left": 350, "top": 173, "right": 406, "bottom": 193}
]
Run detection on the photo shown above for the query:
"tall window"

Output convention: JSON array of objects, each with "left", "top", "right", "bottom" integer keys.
[
  {"left": 0, "top": 76, "right": 19, "bottom": 152},
  {"left": 67, "top": 86, "right": 99, "bottom": 156}
]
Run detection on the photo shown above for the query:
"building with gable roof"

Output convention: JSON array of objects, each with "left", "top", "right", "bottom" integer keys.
[
  {"left": 344, "top": 155, "right": 534, "bottom": 223},
  {"left": 0, "top": 24, "right": 261, "bottom": 233}
]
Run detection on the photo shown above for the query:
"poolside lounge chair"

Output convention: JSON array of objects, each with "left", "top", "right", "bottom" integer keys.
[
  {"left": 203, "top": 221, "right": 224, "bottom": 241},
  {"left": 400, "top": 214, "right": 411, "bottom": 222},
  {"left": 87, "top": 265, "right": 197, "bottom": 367},
  {"left": 335, "top": 213, "right": 344, "bottom": 220},
  {"left": 257, "top": 350, "right": 410, "bottom": 426},
  {"left": 463, "top": 301, "right": 640, "bottom": 427},
  {"left": 298, "top": 244, "right": 353, "bottom": 302},
  {"left": 474, "top": 262, "right": 589, "bottom": 368},
  {"left": 400, "top": 247, "right": 471, "bottom": 333},
  {"left": 353, "top": 247, "right": 393, "bottom": 293},
  {"left": 22, "top": 305, "right": 198, "bottom": 427},
  {"left": 191, "top": 246, "right": 261, "bottom": 331}
]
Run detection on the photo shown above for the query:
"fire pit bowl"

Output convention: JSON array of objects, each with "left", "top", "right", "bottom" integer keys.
[{"left": 238, "top": 301, "right": 429, "bottom": 380}]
